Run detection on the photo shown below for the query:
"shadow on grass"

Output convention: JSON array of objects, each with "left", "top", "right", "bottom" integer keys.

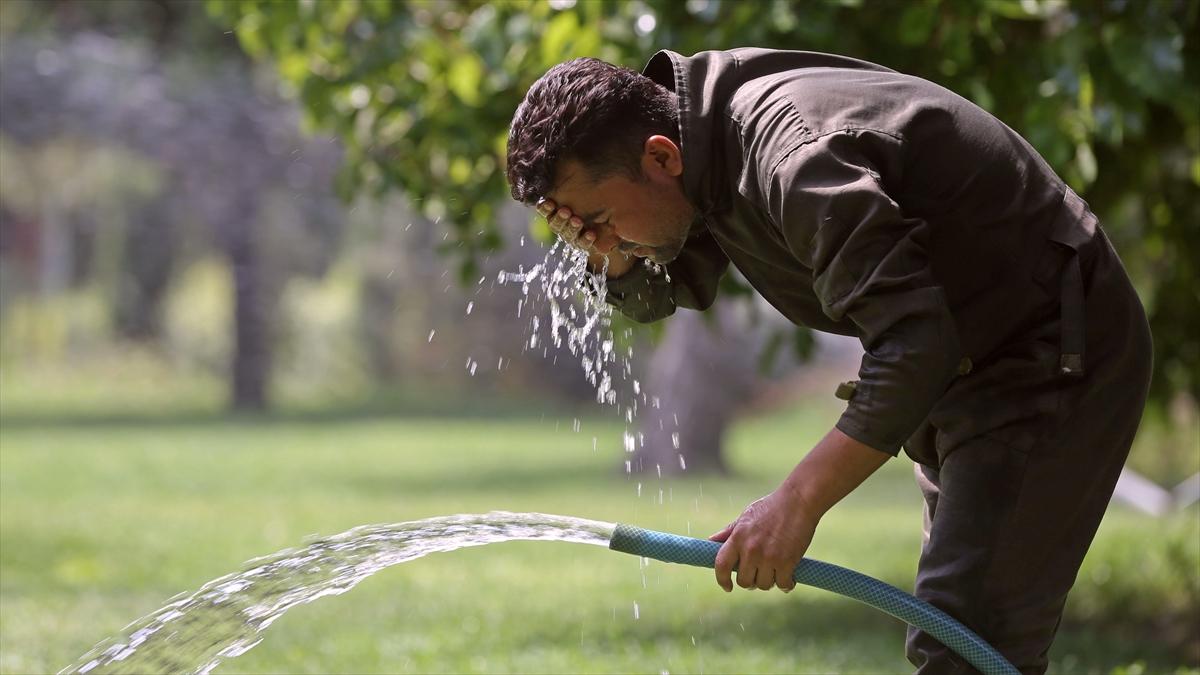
[
  {"left": 0, "top": 390, "right": 589, "bottom": 431},
  {"left": 512, "top": 594, "right": 1194, "bottom": 671},
  {"left": 344, "top": 462, "right": 630, "bottom": 497}
]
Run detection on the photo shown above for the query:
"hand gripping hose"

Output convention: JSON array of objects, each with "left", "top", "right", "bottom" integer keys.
[{"left": 609, "top": 524, "right": 1019, "bottom": 675}]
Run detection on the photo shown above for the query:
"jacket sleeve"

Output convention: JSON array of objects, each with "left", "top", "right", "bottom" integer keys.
[
  {"left": 602, "top": 228, "right": 730, "bottom": 324},
  {"left": 763, "top": 131, "right": 962, "bottom": 455}
]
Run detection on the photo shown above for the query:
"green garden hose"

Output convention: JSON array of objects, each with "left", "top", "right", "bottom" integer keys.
[{"left": 609, "top": 524, "right": 1019, "bottom": 675}]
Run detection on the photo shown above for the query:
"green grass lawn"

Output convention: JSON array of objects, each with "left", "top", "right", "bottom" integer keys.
[{"left": 1, "top": 378, "right": 1197, "bottom": 674}]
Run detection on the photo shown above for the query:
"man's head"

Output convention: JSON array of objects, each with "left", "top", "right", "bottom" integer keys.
[{"left": 506, "top": 57, "right": 695, "bottom": 264}]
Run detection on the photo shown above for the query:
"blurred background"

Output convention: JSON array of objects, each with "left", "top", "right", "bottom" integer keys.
[{"left": 1, "top": 0, "right": 1196, "bottom": 673}]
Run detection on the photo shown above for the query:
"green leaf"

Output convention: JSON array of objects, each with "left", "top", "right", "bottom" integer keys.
[
  {"left": 1102, "top": 20, "right": 1185, "bottom": 103},
  {"left": 757, "top": 330, "right": 785, "bottom": 375},
  {"left": 898, "top": 4, "right": 934, "bottom": 46},
  {"left": 792, "top": 327, "right": 815, "bottom": 361},
  {"left": 447, "top": 52, "right": 486, "bottom": 106},
  {"left": 540, "top": 11, "right": 579, "bottom": 64}
]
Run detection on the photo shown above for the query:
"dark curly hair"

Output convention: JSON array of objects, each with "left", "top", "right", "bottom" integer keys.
[{"left": 506, "top": 57, "right": 679, "bottom": 204}]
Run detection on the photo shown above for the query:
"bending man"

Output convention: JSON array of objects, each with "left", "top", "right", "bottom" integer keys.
[{"left": 505, "top": 49, "right": 1151, "bottom": 674}]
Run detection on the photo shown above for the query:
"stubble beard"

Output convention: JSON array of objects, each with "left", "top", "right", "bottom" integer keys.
[{"left": 645, "top": 205, "right": 695, "bottom": 264}]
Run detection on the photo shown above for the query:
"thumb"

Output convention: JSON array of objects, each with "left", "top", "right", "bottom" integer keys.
[{"left": 709, "top": 522, "right": 736, "bottom": 543}]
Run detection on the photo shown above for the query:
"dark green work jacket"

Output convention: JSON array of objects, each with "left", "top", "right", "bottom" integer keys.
[{"left": 605, "top": 48, "right": 1098, "bottom": 458}]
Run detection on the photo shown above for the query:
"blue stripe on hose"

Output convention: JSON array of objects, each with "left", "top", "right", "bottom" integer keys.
[{"left": 609, "top": 524, "right": 1019, "bottom": 675}]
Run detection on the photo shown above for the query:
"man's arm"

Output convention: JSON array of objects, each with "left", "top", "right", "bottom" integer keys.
[
  {"left": 710, "top": 428, "right": 889, "bottom": 592},
  {"left": 764, "top": 131, "right": 963, "bottom": 455},
  {"left": 712, "top": 130, "right": 962, "bottom": 593}
]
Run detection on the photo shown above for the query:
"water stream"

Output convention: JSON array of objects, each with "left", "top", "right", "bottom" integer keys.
[
  {"left": 66, "top": 241, "right": 667, "bottom": 673},
  {"left": 62, "top": 513, "right": 615, "bottom": 675}
]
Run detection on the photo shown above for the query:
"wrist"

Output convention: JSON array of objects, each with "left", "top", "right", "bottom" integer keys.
[
  {"left": 781, "top": 427, "right": 890, "bottom": 520},
  {"left": 779, "top": 471, "right": 828, "bottom": 521}
]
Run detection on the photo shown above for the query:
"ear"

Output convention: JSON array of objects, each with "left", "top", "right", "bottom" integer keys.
[{"left": 642, "top": 135, "right": 684, "bottom": 178}]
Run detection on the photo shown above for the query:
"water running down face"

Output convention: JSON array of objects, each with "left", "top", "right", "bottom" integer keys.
[{"left": 546, "top": 135, "right": 696, "bottom": 265}]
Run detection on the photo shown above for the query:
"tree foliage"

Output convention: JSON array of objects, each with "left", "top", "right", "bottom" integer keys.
[{"left": 213, "top": 0, "right": 1199, "bottom": 408}]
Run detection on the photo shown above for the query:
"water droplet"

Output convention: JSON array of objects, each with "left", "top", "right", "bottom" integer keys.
[
  {"left": 678, "top": 454, "right": 687, "bottom": 470},
  {"left": 465, "top": 301, "right": 474, "bottom": 315},
  {"left": 427, "top": 330, "right": 436, "bottom": 342},
  {"left": 633, "top": 602, "right": 640, "bottom": 620},
  {"left": 671, "top": 432, "right": 680, "bottom": 449}
]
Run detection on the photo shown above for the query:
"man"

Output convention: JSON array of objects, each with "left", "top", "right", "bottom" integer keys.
[{"left": 505, "top": 49, "right": 1151, "bottom": 674}]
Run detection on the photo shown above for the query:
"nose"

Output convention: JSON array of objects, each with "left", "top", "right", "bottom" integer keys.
[{"left": 590, "top": 229, "right": 622, "bottom": 255}]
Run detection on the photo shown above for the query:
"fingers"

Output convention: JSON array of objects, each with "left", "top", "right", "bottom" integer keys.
[
  {"left": 535, "top": 199, "right": 595, "bottom": 251},
  {"left": 777, "top": 566, "right": 796, "bottom": 593},
  {"left": 714, "top": 540, "right": 737, "bottom": 593},
  {"left": 736, "top": 564, "right": 757, "bottom": 590},
  {"left": 755, "top": 568, "right": 775, "bottom": 591},
  {"left": 716, "top": 542, "right": 795, "bottom": 593}
]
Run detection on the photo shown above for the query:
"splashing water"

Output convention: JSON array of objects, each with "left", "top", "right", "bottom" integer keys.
[
  {"left": 497, "top": 242, "right": 675, "bottom": 467},
  {"left": 62, "top": 513, "right": 615, "bottom": 675},
  {"left": 498, "top": 241, "right": 624, "bottom": 406}
]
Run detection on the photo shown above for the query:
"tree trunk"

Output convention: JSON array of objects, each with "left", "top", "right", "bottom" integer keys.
[
  {"left": 227, "top": 222, "right": 271, "bottom": 412},
  {"left": 359, "top": 269, "right": 402, "bottom": 381},
  {"left": 633, "top": 302, "right": 763, "bottom": 475},
  {"left": 114, "top": 197, "right": 174, "bottom": 341}
]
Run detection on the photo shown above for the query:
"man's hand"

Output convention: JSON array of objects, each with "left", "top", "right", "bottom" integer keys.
[
  {"left": 710, "top": 427, "right": 891, "bottom": 593},
  {"left": 535, "top": 198, "right": 635, "bottom": 278},
  {"left": 710, "top": 484, "right": 818, "bottom": 593},
  {"left": 537, "top": 198, "right": 596, "bottom": 252}
]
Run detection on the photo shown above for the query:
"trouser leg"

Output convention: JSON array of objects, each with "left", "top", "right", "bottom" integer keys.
[
  {"left": 914, "top": 462, "right": 938, "bottom": 548},
  {"left": 905, "top": 235, "right": 1152, "bottom": 674}
]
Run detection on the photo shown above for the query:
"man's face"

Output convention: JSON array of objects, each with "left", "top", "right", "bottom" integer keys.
[{"left": 547, "top": 146, "right": 695, "bottom": 265}]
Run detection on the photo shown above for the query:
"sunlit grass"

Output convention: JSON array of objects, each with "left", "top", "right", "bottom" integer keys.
[{"left": 1, "top": 382, "right": 1195, "bottom": 674}]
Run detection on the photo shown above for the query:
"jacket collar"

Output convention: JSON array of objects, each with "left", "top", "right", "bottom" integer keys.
[{"left": 643, "top": 49, "right": 736, "bottom": 220}]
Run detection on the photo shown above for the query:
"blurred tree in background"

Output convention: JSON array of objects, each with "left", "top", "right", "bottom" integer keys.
[
  {"left": 2, "top": 0, "right": 1196, "bottom": 477},
  {"left": 213, "top": 0, "right": 1198, "bottom": 412},
  {"left": 1, "top": 0, "right": 344, "bottom": 410},
  {"left": 0, "top": 0, "right": 598, "bottom": 417}
]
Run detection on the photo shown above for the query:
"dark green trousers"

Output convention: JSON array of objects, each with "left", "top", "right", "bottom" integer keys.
[{"left": 904, "top": 228, "right": 1153, "bottom": 674}]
